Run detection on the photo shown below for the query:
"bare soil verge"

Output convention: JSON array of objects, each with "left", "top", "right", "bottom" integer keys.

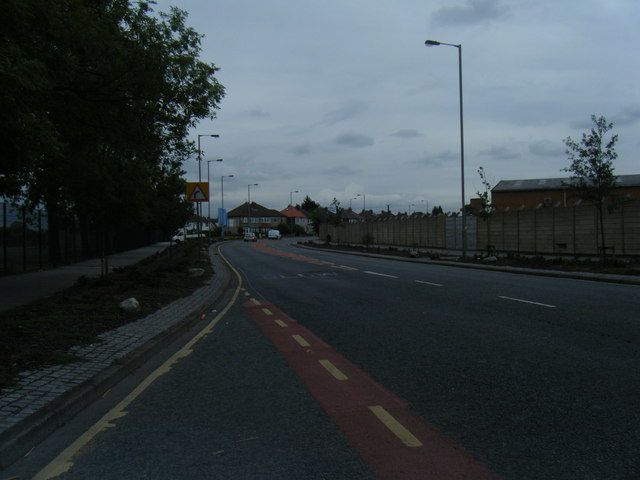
[{"left": 0, "top": 241, "right": 213, "bottom": 390}]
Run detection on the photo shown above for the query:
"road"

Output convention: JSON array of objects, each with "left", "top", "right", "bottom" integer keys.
[{"left": 13, "top": 238, "right": 640, "bottom": 479}]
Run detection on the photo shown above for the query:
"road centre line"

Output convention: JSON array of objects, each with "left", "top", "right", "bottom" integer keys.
[
  {"left": 414, "top": 280, "right": 443, "bottom": 287},
  {"left": 364, "top": 270, "right": 398, "bottom": 279},
  {"left": 262, "top": 308, "right": 273, "bottom": 315},
  {"left": 274, "top": 319, "right": 288, "bottom": 327},
  {"left": 499, "top": 296, "right": 556, "bottom": 308}
]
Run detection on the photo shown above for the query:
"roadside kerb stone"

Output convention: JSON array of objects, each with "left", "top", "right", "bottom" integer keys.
[
  {"left": 0, "top": 246, "right": 235, "bottom": 470},
  {"left": 295, "top": 242, "right": 640, "bottom": 286}
]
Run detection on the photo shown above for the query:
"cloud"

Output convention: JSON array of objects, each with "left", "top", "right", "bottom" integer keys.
[
  {"left": 614, "top": 105, "right": 640, "bottom": 126},
  {"left": 478, "top": 145, "right": 519, "bottom": 160},
  {"left": 391, "top": 129, "right": 422, "bottom": 139},
  {"left": 320, "top": 165, "right": 362, "bottom": 177},
  {"left": 334, "top": 132, "right": 374, "bottom": 148},
  {"left": 411, "top": 150, "right": 456, "bottom": 167},
  {"left": 529, "top": 139, "right": 564, "bottom": 157},
  {"left": 242, "top": 107, "right": 270, "bottom": 118},
  {"left": 431, "top": 0, "right": 510, "bottom": 26},
  {"left": 290, "top": 144, "right": 313, "bottom": 155},
  {"left": 320, "top": 101, "right": 367, "bottom": 126}
]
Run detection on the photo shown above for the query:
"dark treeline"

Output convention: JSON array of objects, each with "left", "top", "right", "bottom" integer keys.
[{"left": 1, "top": 0, "right": 225, "bottom": 263}]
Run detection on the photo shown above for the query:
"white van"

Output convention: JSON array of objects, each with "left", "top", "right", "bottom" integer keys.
[{"left": 267, "top": 229, "right": 282, "bottom": 240}]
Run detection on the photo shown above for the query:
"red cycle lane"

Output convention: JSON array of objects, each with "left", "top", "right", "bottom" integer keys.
[{"left": 244, "top": 298, "right": 501, "bottom": 480}]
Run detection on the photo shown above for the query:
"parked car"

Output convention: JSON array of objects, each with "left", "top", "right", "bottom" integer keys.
[
  {"left": 243, "top": 232, "right": 257, "bottom": 242},
  {"left": 267, "top": 229, "right": 282, "bottom": 240}
]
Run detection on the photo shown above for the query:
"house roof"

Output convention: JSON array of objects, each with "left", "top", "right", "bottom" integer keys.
[
  {"left": 342, "top": 208, "right": 363, "bottom": 221},
  {"left": 492, "top": 174, "right": 640, "bottom": 192},
  {"left": 227, "top": 202, "right": 286, "bottom": 218},
  {"left": 280, "top": 205, "right": 308, "bottom": 218}
]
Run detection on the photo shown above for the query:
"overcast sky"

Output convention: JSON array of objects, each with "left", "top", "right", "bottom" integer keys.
[{"left": 153, "top": 0, "right": 639, "bottom": 214}]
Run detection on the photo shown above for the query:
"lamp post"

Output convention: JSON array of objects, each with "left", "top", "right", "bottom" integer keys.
[
  {"left": 357, "top": 193, "right": 366, "bottom": 213},
  {"left": 207, "top": 158, "right": 223, "bottom": 222},
  {"left": 247, "top": 183, "right": 258, "bottom": 233},
  {"left": 289, "top": 190, "right": 299, "bottom": 207},
  {"left": 220, "top": 175, "right": 233, "bottom": 236},
  {"left": 425, "top": 39, "right": 466, "bottom": 258},
  {"left": 221, "top": 175, "right": 233, "bottom": 210},
  {"left": 197, "top": 134, "right": 219, "bottom": 239}
]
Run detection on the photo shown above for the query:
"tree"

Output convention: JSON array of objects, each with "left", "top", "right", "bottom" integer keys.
[
  {"left": 563, "top": 115, "right": 618, "bottom": 260},
  {"left": 301, "top": 195, "right": 320, "bottom": 212},
  {"left": 1, "top": 1, "right": 225, "bottom": 262},
  {"left": 476, "top": 166, "right": 494, "bottom": 219}
]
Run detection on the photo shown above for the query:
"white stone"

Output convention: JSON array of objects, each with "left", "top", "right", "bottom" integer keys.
[{"left": 119, "top": 297, "right": 140, "bottom": 312}]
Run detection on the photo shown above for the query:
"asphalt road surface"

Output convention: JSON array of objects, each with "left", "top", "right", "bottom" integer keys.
[{"left": 14, "top": 238, "right": 640, "bottom": 479}]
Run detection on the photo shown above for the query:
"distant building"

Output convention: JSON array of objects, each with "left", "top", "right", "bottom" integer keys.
[
  {"left": 280, "top": 205, "right": 313, "bottom": 234},
  {"left": 342, "top": 208, "right": 364, "bottom": 223},
  {"left": 491, "top": 174, "right": 640, "bottom": 211},
  {"left": 227, "top": 202, "right": 287, "bottom": 235}
]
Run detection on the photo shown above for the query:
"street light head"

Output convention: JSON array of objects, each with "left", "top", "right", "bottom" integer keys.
[
  {"left": 216, "top": 158, "right": 223, "bottom": 162},
  {"left": 425, "top": 40, "right": 441, "bottom": 46},
  {"left": 228, "top": 174, "right": 234, "bottom": 178}
]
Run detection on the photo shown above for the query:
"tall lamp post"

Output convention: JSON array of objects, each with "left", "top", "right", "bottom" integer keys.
[
  {"left": 247, "top": 183, "right": 258, "bottom": 233},
  {"left": 220, "top": 174, "right": 233, "bottom": 236},
  {"left": 197, "top": 133, "right": 219, "bottom": 239},
  {"left": 289, "top": 190, "right": 299, "bottom": 207},
  {"left": 425, "top": 39, "right": 466, "bottom": 258},
  {"left": 357, "top": 193, "right": 366, "bottom": 214},
  {"left": 207, "top": 158, "right": 223, "bottom": 222}
]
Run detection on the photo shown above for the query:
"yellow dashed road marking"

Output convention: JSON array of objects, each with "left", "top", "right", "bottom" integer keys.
[
  {"left": 292, "top": 334, "right": 310, "bottom": 347},
  {"left": 319, "top": 359, "right": 348, "bottom": 380},
  {"left": 274, "top": 319, "right": 287, "bottom": 327},
  {"left": 262, "top": 308, "right": 272, "bottom": 315},
  {"left": 368, "top": 405, "right": 423, "bottom": 447}
]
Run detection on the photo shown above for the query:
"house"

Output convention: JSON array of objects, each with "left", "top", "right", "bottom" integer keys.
[
  {"left": 491, "top": 174, "right": 640, "bottom": 211},
  {"left": 280, "top": 205, "right": 314, "bottom": 234},
  {"left": 342, "top": 208, "right": 364, "bottom": 223},
  {"left": 227, "top": 202, "right": 287, "bottom": 235}
]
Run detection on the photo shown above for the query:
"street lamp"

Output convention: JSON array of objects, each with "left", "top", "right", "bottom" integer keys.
[
  {"left": 425, "top": 39, "right": 466, "bottom": 258},
  {"left": 289, "top": 190, "right": 299, "bottom": 207},
  {"left": 221, "top": 175, "right": 234, "bottom": 210},
  {"left": 220, "top": 175, "right": 233, "bottom": 237},
  {"left": 207, "top": 158, "right": 223, "bottom": 221},
  {"left": 197, "top": 134, "right": 219, "bottom": 239},
  {"left": 197, "top": 134, "right": 220, "bottom": 182},
  {"left": 357, "top": 193, "right": 366, "bottom": 213},
  {"left": 247, "top": 183, "right": 258, "bottom": 233}
]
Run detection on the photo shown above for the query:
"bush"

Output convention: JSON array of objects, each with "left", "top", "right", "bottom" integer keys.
[
  {"left": 362, "top": 232, "right": 375, "bottom": 248},
  {"left": 277, "top": 222, "right": 291, "bottom": 235},
  {"left": 292, "top": 224, "right": 305, "bottom": 236}
]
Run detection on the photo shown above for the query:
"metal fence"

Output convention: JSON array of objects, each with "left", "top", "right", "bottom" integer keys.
[{"left": 1, "top": 202, "right": 166, "bottom": 274}]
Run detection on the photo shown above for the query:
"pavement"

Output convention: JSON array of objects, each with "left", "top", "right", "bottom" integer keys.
[
  {"left": 0, "top": 239, "right": 638, "bottom": 471},
  {"left": 0, "top": 242, "right": 235, "bottom": 470}
]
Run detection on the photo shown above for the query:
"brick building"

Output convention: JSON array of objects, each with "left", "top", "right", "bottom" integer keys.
[{"left": 491, "top": 174, "right": 640, "bottom": 211}]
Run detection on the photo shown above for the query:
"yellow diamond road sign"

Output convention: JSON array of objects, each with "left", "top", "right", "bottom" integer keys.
[{"left": 186, "top": 182, "right": 209, "bottom": 202}]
